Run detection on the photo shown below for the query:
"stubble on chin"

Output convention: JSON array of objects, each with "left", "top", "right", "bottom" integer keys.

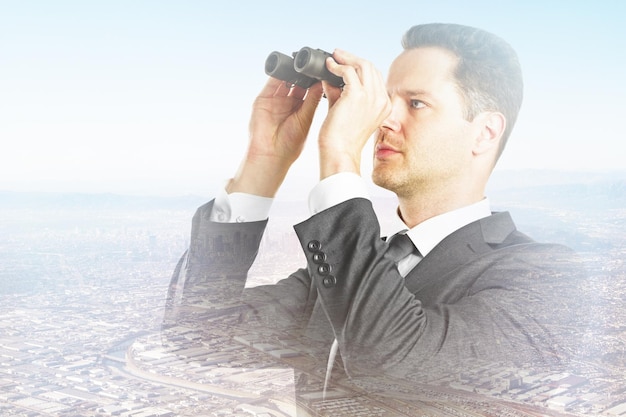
[{"left": 372, "top": 162, "right": 400, "bottom": 194}]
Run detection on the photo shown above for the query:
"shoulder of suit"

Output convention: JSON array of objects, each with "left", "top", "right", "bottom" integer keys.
[{"left": 478, "top": 211, "right": 529, "bottom": 246}]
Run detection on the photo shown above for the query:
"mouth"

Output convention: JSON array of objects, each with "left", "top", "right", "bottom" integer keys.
[{"left": 374, "top": 143, "right": 401, "bottom": 159}]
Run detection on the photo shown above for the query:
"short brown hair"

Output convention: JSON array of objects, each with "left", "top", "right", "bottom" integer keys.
[{"left": 402, "top": 23, "right": 524, "bottom": 158}]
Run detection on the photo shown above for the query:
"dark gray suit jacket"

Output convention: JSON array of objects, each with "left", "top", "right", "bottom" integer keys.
[{"left": 167, "top": 197, "right": 596, "bottom": 381}]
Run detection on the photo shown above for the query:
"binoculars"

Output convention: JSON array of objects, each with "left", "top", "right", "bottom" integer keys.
[{"left": 264, "top": 47, "right": 344, "bottom": 89}]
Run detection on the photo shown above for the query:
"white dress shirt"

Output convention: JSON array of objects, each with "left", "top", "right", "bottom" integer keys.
[
  {"left": 211, "top": 173, "right": 492, "bottom": 273},
  {"left": 390, "top": 195, "right": 491, "bottom": 276}
]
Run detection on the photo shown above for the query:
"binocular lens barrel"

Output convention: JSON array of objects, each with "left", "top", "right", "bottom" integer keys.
[
  {"left": 264, "top": 47, "right": 344, "bottom": 88},
  {"left": 264, "top": 51, "right": 317, "bottom": 89},
  {"left": 293, "top": 48, "right": 315, "bottom": 72},
  {"left": 265, "top": 51, "right": 290, "bottom": 77},
  {"left": 294, "top": 47, "right": 344, "bottom": 88}
]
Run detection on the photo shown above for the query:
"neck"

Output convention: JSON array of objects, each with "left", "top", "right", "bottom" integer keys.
[{"left": 396, "top": 180, "right": 486, "bottom": 228}]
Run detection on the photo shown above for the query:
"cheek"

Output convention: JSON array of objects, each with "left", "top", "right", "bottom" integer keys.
[{"left": 407, "top": 123, "right": 472, "bottom": 167}]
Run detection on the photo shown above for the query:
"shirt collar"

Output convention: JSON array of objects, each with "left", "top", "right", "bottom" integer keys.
[{"left": 390, "top": 198, "right": 491, "bottom": 257}]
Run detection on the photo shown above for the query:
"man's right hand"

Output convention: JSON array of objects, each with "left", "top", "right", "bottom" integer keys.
[{"left": 227, "top": 78, "right": 324, "bottom": 197}]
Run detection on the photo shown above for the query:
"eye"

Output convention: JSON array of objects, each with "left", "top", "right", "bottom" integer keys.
[{"left": 410, "top": 99, "right": 426, "bottom": 109}]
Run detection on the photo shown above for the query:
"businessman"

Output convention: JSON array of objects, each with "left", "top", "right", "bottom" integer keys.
[{"left": 166, "top": 23, "right": 597, "bottom": 385}]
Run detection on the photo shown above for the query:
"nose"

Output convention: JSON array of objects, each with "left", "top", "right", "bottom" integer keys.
[{"left": 380, "top": 98, "right": 401, "bottom": 132}]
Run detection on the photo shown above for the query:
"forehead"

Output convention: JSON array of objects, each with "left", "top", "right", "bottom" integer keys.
[{"left": 387, "top": 47, "right": 459, "bottom": 93}]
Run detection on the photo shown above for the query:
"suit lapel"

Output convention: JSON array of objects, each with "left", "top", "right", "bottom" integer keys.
[{"left": 403, "top": 212, "right": 517, "bottom": 295}]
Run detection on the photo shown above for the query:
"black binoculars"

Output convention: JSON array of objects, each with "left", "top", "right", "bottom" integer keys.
[{"left": 264, "top": 47, "right": 344, "bottom": 89}]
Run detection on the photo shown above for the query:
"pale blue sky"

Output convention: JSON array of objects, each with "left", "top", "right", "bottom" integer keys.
[{"left": 1, "top": 1, "right": 624, "bottom": 198}]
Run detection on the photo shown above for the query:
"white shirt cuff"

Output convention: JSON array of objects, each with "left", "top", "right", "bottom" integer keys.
[
  {"left": 210, "top": 186, "right": 273, "bottom": 223},
  {"left": 308, "top": 172, "right": 370, "bottom": 215}
]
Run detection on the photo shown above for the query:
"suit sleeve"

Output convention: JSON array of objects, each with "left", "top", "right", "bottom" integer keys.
[
  {"left": 293, "top": 198, "right": 593, "bottom": 379},
  {"left": 165, "top": 199, "right": 318, "bottom": 338},
  {"left": 175, "top": 200, "right": 267, "bottom": 282}
]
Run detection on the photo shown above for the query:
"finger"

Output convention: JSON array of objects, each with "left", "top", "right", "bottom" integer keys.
[
  {"left": 300, "top": 82, "right": 324, "bottom": 119},
  {"left": 331, "top": 48, "right": 358, "bottom": 65},
  {"left": 287, "top": 84, "right": 308, "bottom": 100},
  {"left": 326, "top": 56, "right": 363, "bottom": 88},
  {"left": 331, "top": 48, "right": 370, "bottom": 74},
  {"left": 330, "top": 49, "right": 385, "bottom": 93},
  {"left": 272, "top": 79, "right": 292, "bottom": 97},
  {"left": 257, "top": 77, "right": 288, "bottom": 98},
  {"left": 321, "top": 80, "right": 342, "bottom": 106}
]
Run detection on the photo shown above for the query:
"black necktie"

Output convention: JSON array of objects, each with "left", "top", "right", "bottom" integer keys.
[{"left": 385, "top": 233, "right": 415, "bottom": 263}]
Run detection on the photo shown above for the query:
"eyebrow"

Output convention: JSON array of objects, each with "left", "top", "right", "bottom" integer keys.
[
  {"left": 391, "top": 88, "right": 437, "bottom": 102},
  {"left": 402, "top": 89, "right": 432, "bottom": 98}
]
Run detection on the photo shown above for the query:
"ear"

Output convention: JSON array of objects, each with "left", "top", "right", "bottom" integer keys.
[{"left": 472, "top": 111, "right": 506, "bottom": 156}]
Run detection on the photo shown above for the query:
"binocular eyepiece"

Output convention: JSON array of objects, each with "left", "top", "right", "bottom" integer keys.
[{"left": 265, "top": 47, "right": 344, "bottom": 89}]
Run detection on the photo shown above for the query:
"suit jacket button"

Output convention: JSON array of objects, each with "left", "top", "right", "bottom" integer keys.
[
  {"left": 322, "top": 275, "right": 337, "bottom": 288},
  {"left": 317, "top": 263, "right": 332, "bottom": 276},
  {"left": 312, "top": 251, "right": 326, "bottom": 264},
  {"left": 307, "top": 240, "right": 322, "bottom": 252}
]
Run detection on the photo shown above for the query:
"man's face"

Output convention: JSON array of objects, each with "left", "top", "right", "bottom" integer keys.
[{"left": 372, "top": 47, "right": 478, "bottom": 198}]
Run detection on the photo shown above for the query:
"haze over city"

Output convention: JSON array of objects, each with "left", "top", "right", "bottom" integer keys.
[{"left": 1, "top": 3, "right": 626, "bottom": 415}]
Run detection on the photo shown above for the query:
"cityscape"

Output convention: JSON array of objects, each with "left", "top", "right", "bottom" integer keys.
[{"left": 1, "top": 172, "right": 625, "bottom": 417}]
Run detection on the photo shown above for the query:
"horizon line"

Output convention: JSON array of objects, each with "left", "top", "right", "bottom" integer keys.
[{"left": 0, "top": 168, "right": 625, "bottom": 201}]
